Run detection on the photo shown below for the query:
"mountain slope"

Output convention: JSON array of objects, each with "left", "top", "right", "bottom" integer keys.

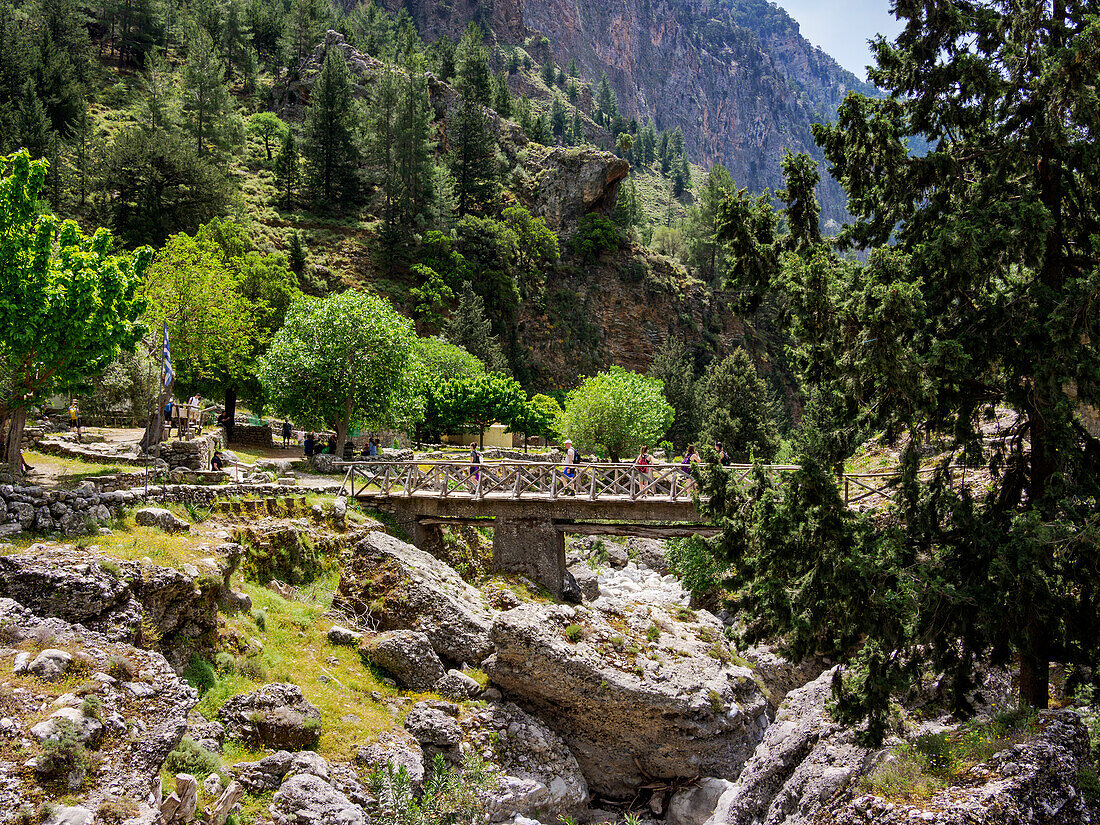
[{"left": 386, "top": 0, "right": 877, "bottom": 224}]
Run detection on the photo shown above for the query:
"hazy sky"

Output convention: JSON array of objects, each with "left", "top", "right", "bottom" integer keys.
[{"left": 776, "top": 0, "right": 904, "bottom": 81}]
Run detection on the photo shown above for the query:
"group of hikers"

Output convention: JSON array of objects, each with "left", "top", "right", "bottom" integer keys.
[
  {"left": 300, "top": 430, "right": 383, "bottom": 459},
  {"left": 462, "top": 439, "right": 725, "bottom": 493}
]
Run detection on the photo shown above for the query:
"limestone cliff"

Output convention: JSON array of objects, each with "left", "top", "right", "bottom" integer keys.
[{"left": 386, "top": 0, "right": 878, "bottom": 224}]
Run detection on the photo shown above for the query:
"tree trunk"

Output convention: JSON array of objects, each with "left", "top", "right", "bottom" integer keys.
[
  {"left": 141, "top": 381, "right": 173, "bottom": 453},
  {"left": 5, "top": 408, "right": 26, "bottom": 481},
  {"left": 223, "top": 386, "right": 237, "bottom": 444},
  {"left": 479, "top": 425, "right": 485, "bottom": 450},
  {"left": 1020, "top": 603, "right": 1050, "bottom": 708}
]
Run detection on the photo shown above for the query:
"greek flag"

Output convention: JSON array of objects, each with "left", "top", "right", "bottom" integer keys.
[{"left": 162, "top": 323, "right": 174, "bottom": 388}]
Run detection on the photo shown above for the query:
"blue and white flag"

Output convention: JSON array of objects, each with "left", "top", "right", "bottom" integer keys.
[{"left": 162, "top": 322, "right": 174, "bottom": 388}]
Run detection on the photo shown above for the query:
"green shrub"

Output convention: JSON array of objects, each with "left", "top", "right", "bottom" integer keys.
[
  {"left": 665, "top": 538, "right": 728, "bottom": 603},
  {"left": 253, "top": 609, "right": 266, "bottom": 631},
  {"left": 237, "top": 657, "right": 268, "bottom": 681},
  {"left": 182, "top": 655, "right": 217, "bottom": 695},
  {"left": 164, "top": 736, "right": 222, "bottom": 780},
  {"left": 570, "top": 214, "right": 621, "bottom": 261},
  {"left": 80, "top": 695, "right": 104, "bottom": 722},
  {"left": 214, "top": 652, "right": 237, "bottom": 675},
  {"left": 107, "top": 654, "right": 137, "bottom": 681},
  {"left": 38, "top": 718, "right": 90, "bottom": 784},
  {"left": 645, "top": 624, "right": 661, "bottom": 642},
  {"left": 241, "top": 531, "right": 324, "bottom": 586},
  {"left": 564, "top": 624, "right": 583, "bottom": 643},
  {"left": 99, "top": 560, "right": 121, "bottom": 578}
]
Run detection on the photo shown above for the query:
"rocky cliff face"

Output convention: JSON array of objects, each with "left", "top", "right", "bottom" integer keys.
[{"left": 387, "top": 0, "right": 878, "bottom": 224}]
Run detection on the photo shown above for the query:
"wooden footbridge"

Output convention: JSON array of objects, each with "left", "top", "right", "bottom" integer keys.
[{"left": 336, "top": 458, "right": 956, "bottom": 597}]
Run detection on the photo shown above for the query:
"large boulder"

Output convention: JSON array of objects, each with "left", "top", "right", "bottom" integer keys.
[
  {"left": 404, "top": 701, "right": 463, "bottom": 748},
  {"left": 523, "top": 145, "right": 629, "bottom": 232},
  {"left": 134, "top": 507, "right": 191, "bottom": 533},
  {"left": 356, "top": 731, "right": 425, "bottom": 789},
  {"left": 360, "top": 630, "right": 445, "bottom": 691},
  {"left": 333, "top": 532, "right": 494, "bottom": 665},
  {"left": 704, "top": 667, "right": 871, "bottom": 825},
  {"left": 463, "top": 701, "right": 590, "bottom": 820},
  {"left": 486, "top": 603, "right": 770, "bottom": 798},
  {"left": 218, "top": 683, "right": 322, "bottom": 750},
  {"left": 269, "top": 773, "right": 365, "bottom": 825},
  {"left": 0, "top": 598, "right": 196, "bottom": 821}
]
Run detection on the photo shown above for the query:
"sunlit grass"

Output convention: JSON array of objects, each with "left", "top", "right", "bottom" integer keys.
[{"left": 22, "top": 450, "right": 136, "bottom": 485}]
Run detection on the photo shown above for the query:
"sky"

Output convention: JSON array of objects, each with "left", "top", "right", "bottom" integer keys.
[{"left": 775, "top": 0, "right": 904, "bottom": 81}]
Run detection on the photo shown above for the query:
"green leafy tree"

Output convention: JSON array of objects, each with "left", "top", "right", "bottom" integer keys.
[
  {"left": 248, "top": 111, "right": 288, "bottom": 163},
  {"left": 0, "top": 150, "right": 150, "bottom": 477},
  {"left": 570, "top": 214, "right": 621, "bottom": 261},
  {"left": 427, "top": 371, "right": 526, "bottom": 448},
  {"left": 455, "top": 215, "right": 519, "bottom": 334},
  {"left": 259, "top": 290, "right": 419, "bottom": 449},
  {"left": 413, "top": 337, "right": 484, "bottom": 383},
  {"left": 304, "top": 46, "right": 360, "bottom": 205},
  {"left": 512, "top": 392, "right": 562, "bottom": 452},
  {"left": 697, "top": 349, "right": 778, "bottom": 463},
  {"left": 500, "top": 205, "right": 558, "bottom": 298},
  {"left": 409, "top": 264, "right": 453, "bottom": 334},
  {"left": 560, "top": 366, "right": 673, "bottom": 462},
  {"left": 444, "top": 282, "right": 508, "bottom": 375}
]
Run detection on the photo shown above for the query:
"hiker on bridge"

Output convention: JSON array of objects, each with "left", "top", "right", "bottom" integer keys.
[
  {"left": 635, "top": 445, "right": 652, "bottom": 475},
  {"left": 468, "top": 444, "right": 482, "bottom": 490},
  {"left": 562, "top": 439, "right": 578, "bottom": 493}
]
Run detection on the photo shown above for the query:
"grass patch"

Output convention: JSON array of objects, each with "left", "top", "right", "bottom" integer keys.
[
  {"left": 21, "top": 450, "right": 136, "bottom": 485},
  {"left": 862, "top": 709, "right": 1038, "bottom": 801},
  {"left": 197, "top": 576, "right": 396, "bottom": 763}
]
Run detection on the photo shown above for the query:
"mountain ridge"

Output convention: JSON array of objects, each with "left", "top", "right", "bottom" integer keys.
[{"left": 385, "top": 0, "right": 878, "bottom": 223}]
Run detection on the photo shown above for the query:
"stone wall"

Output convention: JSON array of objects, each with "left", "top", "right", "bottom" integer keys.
[
  {"left": 0, "top": 480, "right": 296, "bottom": 538},
  {"left": 228, "top": 423, "right": 273, "bottom": 448}
]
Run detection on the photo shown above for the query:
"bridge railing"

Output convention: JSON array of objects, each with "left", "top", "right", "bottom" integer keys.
[
  {"left": 334, "top": 459, "right": 803, "bottom": 502},
  {"left": 335, "top": 459, "right": 979, "bottom": 506}
]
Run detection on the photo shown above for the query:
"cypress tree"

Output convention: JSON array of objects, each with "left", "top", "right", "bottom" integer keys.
[
  {"left": 697, "top": 349, "right": 778, "bottom": 463},
  {"left": 540, "top": 58, "right": 555, "bottom": 88},
  {"left": 595, "top": 71, "right": 617, "bottom": 127},
  {"left": 492, "top": 71, "right": 512, "bottom": 118},
  {"left": 274, "top": 129, "right": 300, "bottom": 210}
]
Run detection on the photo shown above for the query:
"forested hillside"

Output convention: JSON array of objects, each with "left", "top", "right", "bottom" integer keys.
[{"left": 0, "top": 0, "right": 806, "bottom": 412}]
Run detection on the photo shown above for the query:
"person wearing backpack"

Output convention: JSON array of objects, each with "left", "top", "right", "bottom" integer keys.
[{"left": 635, "top": 444, "right": 652, "bottom": 475}]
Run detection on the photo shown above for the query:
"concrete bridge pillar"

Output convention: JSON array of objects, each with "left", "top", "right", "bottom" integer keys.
[
  {"left": 493, "top": 517, "right": 566, "bottom": 599},
  {"left": 409, "top": 519, "right": 445, "bottom": 558}
]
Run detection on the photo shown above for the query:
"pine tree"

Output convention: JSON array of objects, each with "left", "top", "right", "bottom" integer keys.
[
  {"left": 222, "top": 0, "right": 256, "bottom": 82},
  {"left": 697, "top": 349, "right": 778, "bottom": 462},
  {"left": 492, "top": 71, "right": 512, "bottom": 118},
  {"left": 274, "top": 129, "right": 299, "bottom": 209},
  {"left": 17, "top": 87, "right": 52, "bottom": 160},
  {"left": 567, "top": 109, "right": 583, "bottom": 146},
  {"left": 282, "top": 0, "right": 329, "bottom": 70},
  {"left": 690, "top": 163, "right": 734, "bottom": 283},
  {"left": 672, "top": 155, "right": 691, "bottom": 196},
  {"left": 638, "top": 120, "right": 657, "bottom": 166},
  {"left": 447, "top": 97, "right": 498, "bottom": 217},
  {"left": 550, "top": 97, "right": 566, "bottom": 142},
  {"left": 594, "top": 71, "right": 617, "bottom": 128},
  {"left": 455, "top": 22, "right": 491, "bottom": 106},
  {"left": 657, "top": 130, "right": 671, "bottom": 175},
  {"left": 611, "top": 174, "right": 641, "bottom": 230},
  {"left": 180, "top": 27, "right": 237, "bottom": 156},
  {"left": 647, "top": 337, "right": 697, "bottom": 449},
  {"left": 287, "top": 229, "right": 306, "bottom": 274},
  {"left": 566, "top": 57, "right": 578, "bottom": 76},
  {"left": 445, "top": 281, "right": 509, "bottom": 374},
  {"left": 303, "top": 46, "right": 359, "bottom": 204},
  {"left": 70, "top": 105, "right": 93, "bottom": 207},
  {"left": 139, "top": 50, "right": 174, "bottom": 133},
  {"left": 540, "top": 58, "right": 555, "bottom": 88}
]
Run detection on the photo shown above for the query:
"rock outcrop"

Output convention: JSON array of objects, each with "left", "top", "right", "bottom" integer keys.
[
  {"left": 218, "top": 683, "right": 323, "bottom": 750},
  {"left": 705, "top": 667, "right": 872, "bottom": 825},
  {"left": 0, "top": 547, "right": 220, "bottom": 670},
  {"left": 333, "top": 532, "right": 494, "bottom": 665},
  {"left": 0, "top": 597, "right": 196, "bottom": 821},
  {"left": 360, "top": 630, "right": 446, "bottom": 691},
  {"left": 486, "top": 602, "right": 769, "bottom": 798}
]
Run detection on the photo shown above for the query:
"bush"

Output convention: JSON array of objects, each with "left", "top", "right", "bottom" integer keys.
[
  {"left": 38, "top": 718, "right": 90, "bottom": 784},
  {"left": 182, "top": 655, "right": 217, "bottom": 695},
  {"left": 237, "top": 656, "right": 269, "bottom": 681},
  {"left": 569, "top": 214, "right": 621, "bottom": 261},
  {"left": 164, "top": 736, "right": 222, "bottom": 780},
  {"left": 107, "top": 654, "right": 137, "bottom": 681},
  {"left": 96, "top": 797, "right": 139, "bottom": 823},
  {"left": 253, "top": 609, "right": 266, "bottom": 631},
  {"left": 564, "top": 624, "right": 583, "bottom": 643},
  {"left": 214, "top": 652, "right": 237, "bottom": 675},
  {"left": 80, "top": 695, "right": 104, "bottom": 722},
  {"left": 665, "top": 538, "right": 728, "bottom": 603},
  {"left": 645, "top": 624, "right": 661, "bottom": 642}
]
